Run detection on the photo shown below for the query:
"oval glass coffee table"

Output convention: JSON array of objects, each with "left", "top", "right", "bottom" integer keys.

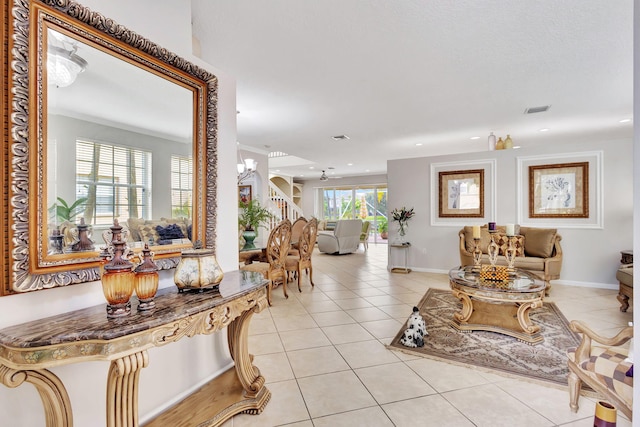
[{"left": 448, "top": 265, "right": 546, "bottom": 344}]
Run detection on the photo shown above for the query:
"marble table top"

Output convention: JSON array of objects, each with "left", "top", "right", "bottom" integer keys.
[{"left": 0, "top": 270, "right": 268, "bottom": 349}]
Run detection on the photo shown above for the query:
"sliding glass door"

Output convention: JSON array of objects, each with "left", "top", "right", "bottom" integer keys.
[{"left": 318, "top": 184, "right": 388, "bottom": 244}]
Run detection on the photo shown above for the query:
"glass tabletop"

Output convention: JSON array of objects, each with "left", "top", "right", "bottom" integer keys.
[{"left": 449, "top": 265, "right": 545, "bottom": 293}]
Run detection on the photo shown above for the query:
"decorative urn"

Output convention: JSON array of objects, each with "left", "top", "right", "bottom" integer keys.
[
  {"left": 101, "top": 220, "right": 135, "bottom": 318},
  {"left": 174, "top": 245, "right": 224, "bottom": 292},
  {"left": 134, "top": 244, "right": 159, "bottom": 311}
]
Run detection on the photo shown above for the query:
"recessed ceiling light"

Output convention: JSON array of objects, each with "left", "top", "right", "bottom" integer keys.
[
  {"left": 619, "top": 119, "right": 631, "bottom": 123},
  {"left": 539, "top": 128, "right": 550, "bottom": 132},
  {"left": 513, "top": 146, "right": 521, "bottom": 149},
  {"left": 332, "top": 135, "right": 350, "bottom": 140},
  {"left": 365, "top": 169, "right": 370, "bottom": 172},
  {"left": 415, "top": 143, "right": 423, "bottom": 146},
  {"left": 470, "top": 136, "right": 481, "bottom": 140},
  {"left": 309, "top": 166, "right": 315, "bottom": 169},
  {"left": 275, "top": 169, "right": 280, "bottom": 172},
  {"left": 347, "top": 163, "right": 353, "bottom": 166}
]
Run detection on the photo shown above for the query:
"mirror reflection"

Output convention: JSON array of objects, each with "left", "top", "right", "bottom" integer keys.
[{"left": 45, "top": 28, "right": 194, "bottom": 254}]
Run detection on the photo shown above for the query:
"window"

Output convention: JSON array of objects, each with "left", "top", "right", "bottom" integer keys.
[
  {"left": 76, "top": 140, "right": 151, "bottom": 225},
  {"left": 171, "top": 155, "right": 192, "bottom": 218}
]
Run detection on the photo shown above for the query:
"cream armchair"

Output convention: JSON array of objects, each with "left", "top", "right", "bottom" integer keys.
[{"left": 317, "top": 219, "right": 362, "bottom": 254}]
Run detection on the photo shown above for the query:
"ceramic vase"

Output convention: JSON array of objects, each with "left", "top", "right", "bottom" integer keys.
[
  {"left": 593, "top": 401, "right": 616, "bottom": 426},
  {"left": 174, "top": 248, "right": 224, "bottom": 291},
  {"left": 134, "top": 244, "right": 159, "bottom": 311}
]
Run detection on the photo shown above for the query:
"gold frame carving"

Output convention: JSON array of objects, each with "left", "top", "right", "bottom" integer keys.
[
  {"left": 2, "top": 0, "right": 218, "bottom": 295},
  {"left": 528, "top": 162, "right": 589, "bottom": 218},
  {"left": 438, "top": 169, "right": 484, "bottom": 218}
]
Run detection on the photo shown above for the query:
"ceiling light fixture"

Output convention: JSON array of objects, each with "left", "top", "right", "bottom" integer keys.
[
  {"left": 320, "top": 170, "right": 329, "bottom": 181},
  {"left": 470, "top": 136, "right": 481, "bottom": 140},
  {"left": 539, "top": 128, "right": 550, "bottom": 132},
  {"left": 47, "top": 45, "right": 87, "bottom": 88},
  {"left": 619, "top": 119, "right": 631, "bottom": 123},
  {"left": 415, "top": 143, "right": 423, "bottom": 146}
]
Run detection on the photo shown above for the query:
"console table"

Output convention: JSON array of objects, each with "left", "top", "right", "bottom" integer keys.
[{"left": 0, "top": 270, "right": 270, "bottom": 427}]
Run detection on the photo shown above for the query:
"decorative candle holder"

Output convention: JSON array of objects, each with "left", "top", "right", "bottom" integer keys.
[
  {"left": 48, "top": 228, "right": 64, "bottom": 255},
  {"left": 70, "top": 218, "right": 95, "bottom": 252},
  {"left": 101, "top": 220, "right": 135, "bottom": 318},
  {"left": 134, "top": 244, "right": 159, "bottom": 311},
  {"left": 472, "top": 237, "right": 482, "bottom": 272},
  {"left": 487, "top": 231, "right": 499, "bottom": 267},
  {"left": 505, "top": 236, "right": 517, "bottom": 273}
]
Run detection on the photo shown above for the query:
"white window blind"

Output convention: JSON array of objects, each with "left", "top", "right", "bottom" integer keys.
[
  {"left": 76, "top": 140, "right": 152, "bottom": 225},
  {"left": 171, "top": 155, "right": 192, "bottom": 218}
]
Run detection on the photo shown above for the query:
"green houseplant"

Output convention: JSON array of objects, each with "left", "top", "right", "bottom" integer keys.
[
  {"left": 49, "top": 196, "right": 88, "bottom": 224},
  {"left": 378, "top": 217, "right": 388, "bottom": 240},
  {"left": 238, "top": 200, "right": 273, "bottom": 250}
]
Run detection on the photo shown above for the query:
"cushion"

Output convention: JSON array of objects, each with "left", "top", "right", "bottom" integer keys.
[
  {"left": 493, "top": 234, "right": 525, "bottom": 257},
  {"left": 325, "top": 221, "right": 337, "bottom": 231},
  {"left": 579, "top": 346, "right": 633, "bottom": 407},
  {"left": 521, "top": 227, "right": 557, "bottom": 258},
  {"left": 617, "top": 266, "right": 633, "bottom": 287},
  {"left": 138, "top": 224, "right": 160, "bottom": 244},
  {"left": 156, "top": 223, "right": 186, "bottom": 244}
]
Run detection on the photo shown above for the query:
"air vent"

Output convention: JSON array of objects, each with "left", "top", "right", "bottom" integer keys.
[
  {"left": 268, "top": 151, "right": 289, "bottom": 158},
  {"left": 524, "top": 105, "right": 551, "bottom": 114},
  {"left": 331, "top": 135, "right": 350, "bottom": 140}
]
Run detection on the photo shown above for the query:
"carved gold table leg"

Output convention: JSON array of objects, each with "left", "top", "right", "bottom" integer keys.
[
  {"left": 226, "top": 296, "right": 271, "bottom": 413},
  {"left": 106, "top": 351, "right": 149, "bottom": 427},
  {"left": 451, "top": 289, "right": 473, "bottom": 323},
  {"left": 0, "top": 365, "right": 73, "bottom": 427},
  {"left": 517, "top": 300, "right": 542, "bottom": 335}
]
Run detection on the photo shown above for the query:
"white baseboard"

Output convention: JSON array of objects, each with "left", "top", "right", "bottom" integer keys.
[{"left": 139, "top": 361, "right": 235, "bottom": 424}]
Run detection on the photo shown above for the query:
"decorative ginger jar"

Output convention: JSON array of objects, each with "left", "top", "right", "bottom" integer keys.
[{"left": 174, "top": 248, "right": 224, "bottom": 291}]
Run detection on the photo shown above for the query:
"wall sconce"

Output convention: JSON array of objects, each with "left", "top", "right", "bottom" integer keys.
[{"left": 237, "top": 158, "right": 257, "bottom": 184}]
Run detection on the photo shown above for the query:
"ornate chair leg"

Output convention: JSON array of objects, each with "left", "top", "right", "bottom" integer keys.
[{"left": 567, "top": 370, "right": 581, "bottom": 413}]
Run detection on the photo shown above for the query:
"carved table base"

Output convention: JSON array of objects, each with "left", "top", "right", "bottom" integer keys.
[{"left": 451, "top": 289, "right": 543, "bottom": 345}]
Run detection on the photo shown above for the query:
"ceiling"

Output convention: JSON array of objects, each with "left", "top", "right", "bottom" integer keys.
[{"left": 191, "top": 0, "right": 634, "bottom": 181}]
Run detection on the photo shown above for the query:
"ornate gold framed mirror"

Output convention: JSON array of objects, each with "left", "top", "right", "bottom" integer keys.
[{"left": 1, "top": 0, "right": 218, "bottom": 295}]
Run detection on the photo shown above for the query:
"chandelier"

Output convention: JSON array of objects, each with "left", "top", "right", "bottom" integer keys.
[{"left": 47, "top": 44, "right": 87, "bottom": 88}]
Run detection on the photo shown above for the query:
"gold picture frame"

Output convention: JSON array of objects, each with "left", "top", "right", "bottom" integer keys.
[
  {"left": 529, "top": 162, "right": 589, "bottom": 218},
  {"left": 238, "top": 185, "right": 252, "bottom": 204},
  {"left": 438, "top": 169, "right": 484, "bottom": 218}
]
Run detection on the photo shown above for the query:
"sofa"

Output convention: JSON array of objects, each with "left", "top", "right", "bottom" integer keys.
[
  {"left": 459, "top": 224, "right": 562, "bottom": 293},
  {"left": 317, "top": 219, "right": 363, "bottom": 254}
]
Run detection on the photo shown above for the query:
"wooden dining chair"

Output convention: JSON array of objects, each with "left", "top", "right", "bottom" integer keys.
[
  {"left": 240, "top": 219, "right": 291, "bottom": 305},
  {"left": 288, "top": 217, "right": 308, "bottom": 256},
  {"left": 285, "top": 218, "right": 318, "bottom": 292}
]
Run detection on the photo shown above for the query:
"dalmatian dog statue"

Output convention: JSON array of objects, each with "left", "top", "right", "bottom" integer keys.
[{"left": 400, "top": 306, "right": 428, "bottom": 348}]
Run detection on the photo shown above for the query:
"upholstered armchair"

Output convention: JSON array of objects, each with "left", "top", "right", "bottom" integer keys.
[
  {"left": 317, "top": 219, "right": 362, "bottom": 254},
  {"left": 567, "top": 320, "right": 633, "bottom": 420}
]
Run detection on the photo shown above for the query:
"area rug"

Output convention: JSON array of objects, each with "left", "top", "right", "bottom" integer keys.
[{"left": 388, "top": 288, "right": 581, "bottom": 388}]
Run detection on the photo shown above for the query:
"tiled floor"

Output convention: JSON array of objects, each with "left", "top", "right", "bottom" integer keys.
[{"left": 226, "top": 244, "right": 632, "bottom": 426}]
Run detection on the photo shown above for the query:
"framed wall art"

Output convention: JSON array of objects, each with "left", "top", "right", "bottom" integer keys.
[
  {"left": 438, "top": 169, "right": 484, "bottom": 218},
  {"left": 238, "top": 185, "right": 252, "bottom": 204},
  {"left": 529, "top": 162, "right": 588, "bottom": 218}
]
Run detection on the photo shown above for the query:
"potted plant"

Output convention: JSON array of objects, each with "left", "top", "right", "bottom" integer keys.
[
  {"left": 378, "top": 217, "right": 388, "bottom": 240},
  {"left": 238, "top": 199, "right": 274, "bottom": 250}
]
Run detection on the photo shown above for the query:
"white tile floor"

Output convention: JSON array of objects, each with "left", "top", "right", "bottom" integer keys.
[{"left": 226, "top": 244, "right": 632, "bottom": 427}]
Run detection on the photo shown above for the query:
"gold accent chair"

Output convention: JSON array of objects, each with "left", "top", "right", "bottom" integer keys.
[
  {"left": 241, "top": 219, "right": 291, "bottom": 305},
  {"left": 285, "top": 218, "right": 318, "bottom": 292},
  {"left": 567, "top": 320, "right": 633, "bottom": 420}
]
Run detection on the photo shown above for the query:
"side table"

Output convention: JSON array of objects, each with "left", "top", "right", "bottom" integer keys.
[{"left": 388, "top": 242, "right": 411, "bottom": 274}]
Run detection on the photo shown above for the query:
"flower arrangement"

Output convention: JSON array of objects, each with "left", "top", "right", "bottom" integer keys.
[{"left": 391, "top": 207, "right": 415, "bottom": 237}]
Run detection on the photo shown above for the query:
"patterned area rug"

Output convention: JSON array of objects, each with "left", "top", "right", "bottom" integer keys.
[{"left": 388, "top": 288, "right": 581, "bottom": 388}]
